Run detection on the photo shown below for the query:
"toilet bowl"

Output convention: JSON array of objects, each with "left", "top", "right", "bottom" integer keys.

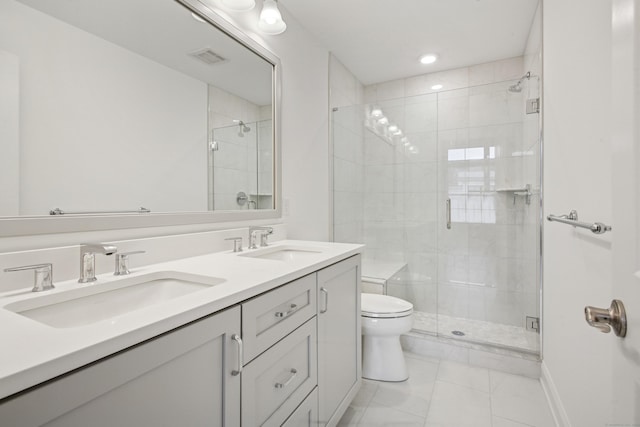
[{"left": 361, "top": 292, "right": 414, "bottom": 382}]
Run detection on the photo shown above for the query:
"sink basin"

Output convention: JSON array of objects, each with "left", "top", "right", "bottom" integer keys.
[
  {"left": 4, "top": 271, "right": 225, "bottom": 328},
  {"left": 239, "top": 245, "right": 323, "bottom": 262}
]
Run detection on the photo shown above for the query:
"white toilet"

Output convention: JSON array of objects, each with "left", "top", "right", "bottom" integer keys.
[{"left": 361, "top": 292, "right": 414, "bottom": 382}]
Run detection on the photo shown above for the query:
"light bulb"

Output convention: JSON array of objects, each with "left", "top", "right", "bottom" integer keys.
[
  {"left": 388, "top": 124, "right": 399, "bottom": 133},
  {"left": 259, "top": 0, "right": 287, "bottom": 34}
]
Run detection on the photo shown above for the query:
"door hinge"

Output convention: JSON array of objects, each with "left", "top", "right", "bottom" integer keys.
[
  {"left": 526, "top": 316, "right": 540, "bottom": 333},
  {"left": 526, "top": 98, "right": 540, "bottom": 114}
]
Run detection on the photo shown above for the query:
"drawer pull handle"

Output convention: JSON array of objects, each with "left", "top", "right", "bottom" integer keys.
[
  {"left": 320, "top": 287, "right": 329, "bottom": 313},
  {"left": 275, "top": 368, "right": 298, "bottom": 389},
  {"left": 275, "top": 303, "right": 298, "bottom": 318},
  {"left": 231, "top": 334, "right": 243, "bottom": 376}
]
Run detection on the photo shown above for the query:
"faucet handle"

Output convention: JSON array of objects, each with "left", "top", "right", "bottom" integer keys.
[
  {"left": 114, "top": 251, "right": 146, "bottom": 276},
  {"left": 4, "top": 263, "right": 54, "bottom": 292},
  {"left": 260, "top": 228, "right": 274, "bottom": 247},
  {"left": 225, "top": 237, "right": 243, "bottom": 253}
]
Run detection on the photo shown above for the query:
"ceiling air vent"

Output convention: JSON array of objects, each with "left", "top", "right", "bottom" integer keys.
[{"left": 189, "top": 48, "right": 227, "bottom": 65}]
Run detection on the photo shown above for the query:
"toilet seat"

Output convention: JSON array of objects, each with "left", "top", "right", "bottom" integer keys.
[{"left": 361, "top": 293, "right": 413, "bottom": 318}]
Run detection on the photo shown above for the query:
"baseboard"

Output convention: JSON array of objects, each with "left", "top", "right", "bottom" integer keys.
[{"left": 540, "top": 361, "right": 571, "bottom": 427}]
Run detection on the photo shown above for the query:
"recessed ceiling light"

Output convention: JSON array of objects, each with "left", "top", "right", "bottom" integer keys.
[
  {"left": 431, "top": 84, "right": 444, "bottom": 90},
  {"left": 419, "top": 54, "right": 438, "bottom": 65}
]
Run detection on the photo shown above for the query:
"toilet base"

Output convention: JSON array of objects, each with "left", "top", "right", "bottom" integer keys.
[{"left": 362, "top": 335, "right": 409, "bottom": 382}]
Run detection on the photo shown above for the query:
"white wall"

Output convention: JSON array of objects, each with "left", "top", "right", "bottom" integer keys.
[
  {"left": 542, "top": 0, "right": 613, "bottom": 425},
  {"left": 0, "top": 50, "right": 20, "bottom": 216},
  {"left": 0, "top": 0, "right": 209, "bottom": 215},
  {"left": 212, "top": 2, "right": 331, "bottom": 241}
]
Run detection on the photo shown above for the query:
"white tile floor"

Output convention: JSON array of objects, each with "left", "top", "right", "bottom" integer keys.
[{"left": 338, "top": 353, "right": 555, "bottom": 427}]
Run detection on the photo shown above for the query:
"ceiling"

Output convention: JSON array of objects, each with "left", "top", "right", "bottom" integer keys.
[
  {"left": 17, "top": 0, "right": 273, "bottom": 106},
  {"left": 279, "top": 0, "right": 539, "bottom": 85}
]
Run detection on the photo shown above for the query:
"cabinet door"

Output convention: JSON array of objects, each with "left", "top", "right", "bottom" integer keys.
[
  {"left": 0, "top": 307, "right": 241, "bottom": 427},
  {"left": 317, "top": 255, "right": 361, "bottom": 427}
]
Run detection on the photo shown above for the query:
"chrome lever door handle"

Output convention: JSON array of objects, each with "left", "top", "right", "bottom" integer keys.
[
  {"left": 584, "top": 299, "right": 627, "bottom": 337},
  {"left": 231, "top": 334, "right": 243, "bottom": 375}
]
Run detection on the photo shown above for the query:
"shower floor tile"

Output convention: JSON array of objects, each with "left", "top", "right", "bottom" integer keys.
[{"left": 412, "top": 311, "right": 540, "bottom": 354}]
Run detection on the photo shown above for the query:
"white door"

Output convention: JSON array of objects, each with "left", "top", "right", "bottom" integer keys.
[{"left": 611, "top": 0, "right": 640, "bottom": 422}]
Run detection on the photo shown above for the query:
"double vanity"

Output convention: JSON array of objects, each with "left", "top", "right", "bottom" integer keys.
[{"left": 0, "top": 239, "right": 363, "bottom": 426}]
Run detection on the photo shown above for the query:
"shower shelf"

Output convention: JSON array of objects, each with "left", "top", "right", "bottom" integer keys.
[{"left": 496, "top": 184, "right": 532, "bottom": 205}]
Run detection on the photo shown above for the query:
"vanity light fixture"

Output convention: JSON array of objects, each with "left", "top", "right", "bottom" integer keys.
[
  {"left": 431, "top": 84, "right": 444, "bottom": 90},
  {"left": 419, "top": 54, "right": 438, "bottom": 65},
  {"left": 220, "top": 0, "right": 256, "bottom": 12},
  {"left": 259, "top": 0, "right": 287, "bottom": 35}
]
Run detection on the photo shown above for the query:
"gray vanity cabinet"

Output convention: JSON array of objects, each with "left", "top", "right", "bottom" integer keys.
[
  {"left": 0, "top": 254, "right": 362, "bottom": 427},
  {"left": 317, "top": 255, "right": 362, "bottom": 427},
  {"left": 0, "top": 306, "right": 242, "bottom": 427}
]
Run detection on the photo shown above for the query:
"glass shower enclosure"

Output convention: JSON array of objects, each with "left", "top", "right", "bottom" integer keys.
[
  {"left": 332, "top": 77, "right": 541, "bottom": 354},
  {"left": 208, "top": 119, "right": 273, "bottom": 211}
]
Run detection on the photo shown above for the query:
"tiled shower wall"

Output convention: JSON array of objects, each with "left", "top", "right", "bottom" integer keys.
[
  {"left": 208, "top": 85, "right": 272, "bottom": 210},
  {"left": 333, "top": 55, "right": 541, "bottom": 337}
]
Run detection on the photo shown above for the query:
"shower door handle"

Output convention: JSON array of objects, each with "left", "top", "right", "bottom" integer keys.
[{"left": 445, "top": 198, "right": 452, "bottom": 229}]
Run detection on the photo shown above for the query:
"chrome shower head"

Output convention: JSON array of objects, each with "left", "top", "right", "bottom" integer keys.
[
  {"left": 508, "top": 82, "right": 523, "bottom": 93},
  {"left": 508, "top": 71, "right": 531, "bottom": 93},
  {"left": 235, "top": 120, "right": 250, "bottom": 137}
]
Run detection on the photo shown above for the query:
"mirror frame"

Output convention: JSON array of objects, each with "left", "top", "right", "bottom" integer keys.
[{"left": 0, "top": 0, "right": 282, "bottom": 237}]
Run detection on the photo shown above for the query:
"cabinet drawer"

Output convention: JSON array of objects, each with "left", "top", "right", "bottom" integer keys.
[
  {"left": 281, "top": 388, "right": 318, "bottom": 427},
  {"left": 242, "top": 273, "right": 316, "bottom": 363},
  {"left": 242, "top": 318, "right": 317, "bottom": 427}
]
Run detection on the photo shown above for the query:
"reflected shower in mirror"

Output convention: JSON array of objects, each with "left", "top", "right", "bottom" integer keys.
[{"left": 0, "top": 0, "right": 275, "bottom": 218}]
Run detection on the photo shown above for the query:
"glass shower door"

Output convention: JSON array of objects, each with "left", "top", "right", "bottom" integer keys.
[{"left": 436, "top": 79, "right": 540, "bottom": 353}]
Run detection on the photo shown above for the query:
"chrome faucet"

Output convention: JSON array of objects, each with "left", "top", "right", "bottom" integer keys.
[
  {"left": 79, "top": 243, "right": 117, "bottom": 283},
  {"left": 4, "top": 263, "right": 54, "bottom": 292},
  {"left": 248, "top": 226, "right": 273, "bottom": 249}
]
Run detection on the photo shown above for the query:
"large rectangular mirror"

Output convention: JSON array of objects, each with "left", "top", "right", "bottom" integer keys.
[{"left": 0, "top": 0, "right": 281, "bottom": 235}]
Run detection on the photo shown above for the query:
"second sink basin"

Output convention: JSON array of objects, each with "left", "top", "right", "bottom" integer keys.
[
  {"left": 4, "top": 271, "right": 225, "bottom": 328},
  {"left": 239, "top": 245, "right": 323, "bottom": 262}
]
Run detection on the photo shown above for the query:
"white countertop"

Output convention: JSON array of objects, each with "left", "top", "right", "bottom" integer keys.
[{"left": 0, "top": 240, "right": 363, "bottom": 400}]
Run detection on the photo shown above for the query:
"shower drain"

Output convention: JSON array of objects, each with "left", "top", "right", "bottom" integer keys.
[{"left": 451, "top": 330, "right": 465, "bottom": 336}]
